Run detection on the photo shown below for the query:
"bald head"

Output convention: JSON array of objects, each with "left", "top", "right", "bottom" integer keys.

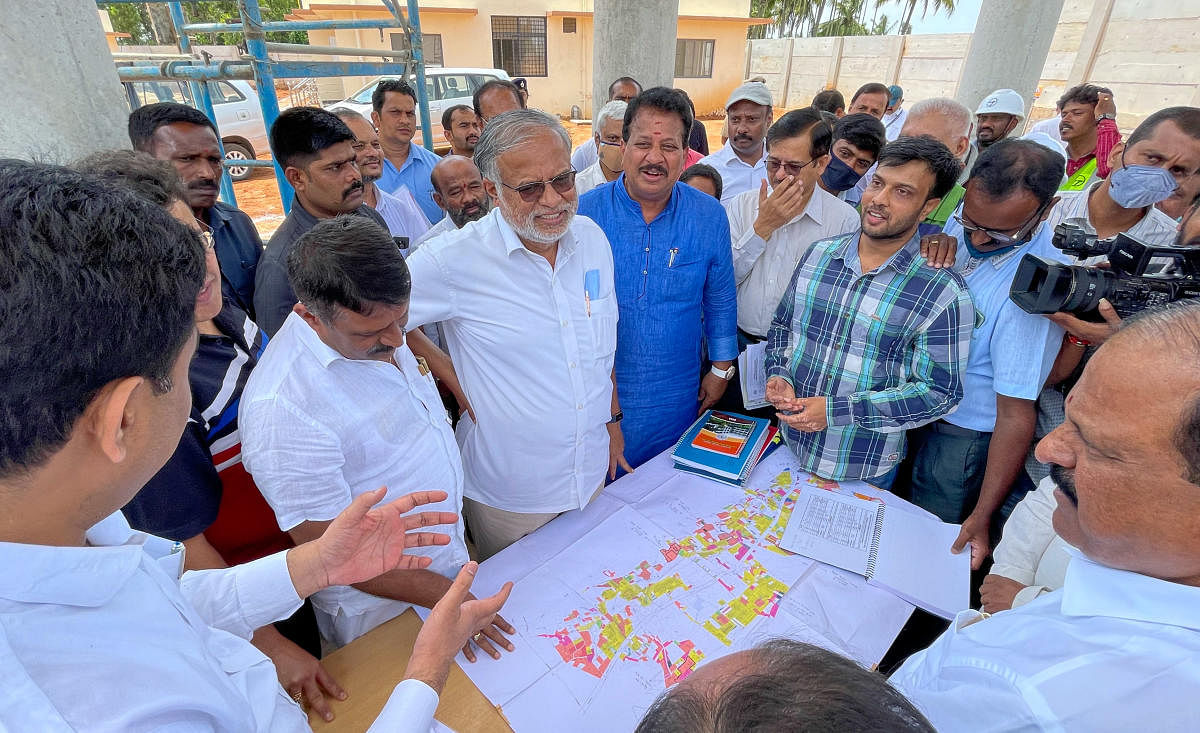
[{"left": 431, "top": 155, "right": 491, "bottom": 228}]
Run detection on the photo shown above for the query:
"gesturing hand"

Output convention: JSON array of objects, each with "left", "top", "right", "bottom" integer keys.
[{"left": 753, "top": 177, "right": 807, "bottom": 241}]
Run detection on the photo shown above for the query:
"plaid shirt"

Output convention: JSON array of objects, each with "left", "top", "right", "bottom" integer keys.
[{"left": 765, "top": 230, "right": 975, "bottom": 481}]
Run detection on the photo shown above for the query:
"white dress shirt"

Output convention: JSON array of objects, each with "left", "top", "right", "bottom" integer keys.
[
  {"left": 405, "top": 208, "right": 617, "bottom": 514},
  {"left": 891, "top": 551, "right": 1200, "bottom": 732},
  {"left": 698, "top": 141, "right": 768, "bottom": 204},
  {"left": 1047, "top": 182, "right": 1180, "bottom": 247},
  {"left": 990, "top": 475, "right": 1072, "bottom": 608},
  {"left": 241, "top": 313, "right": 468, "bottom": 646},
  {"left": 372, "top": 183, "right": 432, "bottom": 243},
  {"left": 413, "top": 214, "right": 457, "bottom": 250},
  {"left": 575, "top": 160, "right": 611, "bottom": 196},
  {"left": 571, "top": 136, "right": 599, "bottom": 172},
  {"left": 882, "top": 107, "right": 908, "bottom": 141},
  {"left": 0, "top": 510, "right": 437, "bottom": 732},
  {"left": 727, "top": 185, "right": 860, "bottom": 336}
]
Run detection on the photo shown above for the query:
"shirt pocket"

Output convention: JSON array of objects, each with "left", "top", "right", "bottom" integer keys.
[
  {"left": 661, "top": 254, "right": 706, "bottom": 303},
  {"left": 587, "top": 295, "right": 618, "bottom": 359}
]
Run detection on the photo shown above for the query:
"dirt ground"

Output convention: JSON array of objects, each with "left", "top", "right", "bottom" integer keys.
[{"left": 232, "top": 118, "right": 729, "bottom": 238}]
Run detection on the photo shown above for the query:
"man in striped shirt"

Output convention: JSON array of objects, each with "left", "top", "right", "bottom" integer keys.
[{"left": 764, "top": 136, "right": 975, "bottom": 488}]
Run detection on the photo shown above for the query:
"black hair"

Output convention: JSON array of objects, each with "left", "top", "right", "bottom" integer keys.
[
  {"left": 0, "top": 159, "right": 204, "bottom": 478},
  {"left": 623, "top": 87, "right": 694, "bottom": 147},
  {"left": 851, "top": 83, "right": 890, "bottom": 104},
  {"left": 74, "top": 150, "right": 188, "bottom": 208},
  {"left": 833, "top": 113, "right": 887, "bottom": 159},
  {"left": 128, "top": 101, "right": 217, "bottom": 152},
  {"left": 372, "top": 78, "right": 417, "bottom": 114},
  {"left": 969, "top": 139, "right": 1065, "bottom": 206},
  {"left": 472, "top": 79, "right": 525, "bottom": 118},
  {"left": 680, "top": 163, "right": 723, "bottom": 200},
  {"left": 1126, "top": 106, "right": 1200, "bottom": 151},
  {"left": 269, "top": 106, "right": 355, "bottom": 170},
  {"left": 876, "top": 136, "right": 963, "bottom": 201},
  {"left": 287, "top": 216, "right": 411, "bottom": 321},
  {"left": 1057, "top": 83, "right": 1113, "bottom": 111},
  {"left": 634, "top": 640, "right": 934, "bottom": 733},
  {"left": 766, "top": 108, "right": 833, "bottom": 158},
  {"left": 608, "top": 76, "right": 643, "bottom": 98},
  {"left": 812, "top": 89, "right": 845, "bottom": 115},
  {"left": 441, "top": 104, "right": 475, "bottom": 131}
]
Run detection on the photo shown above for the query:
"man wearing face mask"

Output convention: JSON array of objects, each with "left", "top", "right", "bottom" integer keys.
[
  {"left": 901, "top": 140, "right": 1069, "bottom": 571},
  {"left": 575, "top": 100, "right": 627, "bottom": 196},
  {"left": 817, "top": 113, "right": 886, "bottom": 200}
]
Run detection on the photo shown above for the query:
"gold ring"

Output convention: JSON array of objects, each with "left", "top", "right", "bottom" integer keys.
[
  {"left": 473, "top": 632, "right": 484, "bottom": 642},
  {"left": 292, "top": 691, "right": 304, "bottom": 704}
]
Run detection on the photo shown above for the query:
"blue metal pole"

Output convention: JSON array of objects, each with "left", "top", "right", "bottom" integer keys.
[
  {"left": 405, "top": 0, "right": 433, "bottom": 152},
  {"left": 238, "top": 0, "right": 292, "bottom": 213},
  {"left": 116, "top": 62, "right": 255, "bottom": 82},
  {"left": 180, "top": 19, "right": 405, "bottom": 33},
  {"left": 267, "top": 61, "right": 415, "bottom": 78}
]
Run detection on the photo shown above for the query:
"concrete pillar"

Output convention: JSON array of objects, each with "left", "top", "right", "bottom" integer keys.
[
  {"left": 0, "top": 0, "right": 129, "bottom": 162},
  {"left": 592, "top": 0, "right": 679, "bottom": 117},
  {"left": 955, "top": 0, "right": 1065, "bottom": 118}
]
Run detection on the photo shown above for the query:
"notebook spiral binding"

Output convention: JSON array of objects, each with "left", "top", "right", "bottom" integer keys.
[{"left": 864, "top": 504, "right": 886, "bottom": 579}]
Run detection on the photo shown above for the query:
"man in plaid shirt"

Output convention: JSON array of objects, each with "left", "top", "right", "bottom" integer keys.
[{"left": 764, "top": 136, "right": 975, "bottom": 489}]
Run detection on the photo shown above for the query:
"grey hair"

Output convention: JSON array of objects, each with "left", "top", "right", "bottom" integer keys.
[
  {"left": 474, "top": 108, "right": 572, "bottom": 184},
  {"left": 909, "top": 97, "right": 973, "bottom": 140},
  {"left": 595, "top": 100, "right": 629, "bottom": 131},
  {"left": 328, "top": 107, "right": 370, "bottom": 125}
]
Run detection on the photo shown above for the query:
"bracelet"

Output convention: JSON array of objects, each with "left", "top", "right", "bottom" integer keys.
[
  {"left": 607, "top": 411, "right": 623, "bottom": 424},
  {"left": 1067, "top": 334, "right": 1091, "bottom": 348}
]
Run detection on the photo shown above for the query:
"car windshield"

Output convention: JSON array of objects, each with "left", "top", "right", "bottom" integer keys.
[{"left": 349, "top": 75, "right": 417, "bottom": 104}]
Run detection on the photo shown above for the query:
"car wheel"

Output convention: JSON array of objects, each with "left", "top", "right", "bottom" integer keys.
[{"left": 223, "top": 142, "right": 253, "bottom": 182}]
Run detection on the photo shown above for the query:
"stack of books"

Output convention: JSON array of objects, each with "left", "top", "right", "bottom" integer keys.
[{"left": 670, "top": 410, "right": 777, "bottom": 487}]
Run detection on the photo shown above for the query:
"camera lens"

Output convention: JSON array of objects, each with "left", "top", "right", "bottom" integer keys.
[{"left": 1009, "top": 254, "right": 1117, "bottom": 316}]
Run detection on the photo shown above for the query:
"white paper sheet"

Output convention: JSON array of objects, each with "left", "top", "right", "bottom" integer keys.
[{"left": 738, "top": 340, "right": 770, "bottom": 409}]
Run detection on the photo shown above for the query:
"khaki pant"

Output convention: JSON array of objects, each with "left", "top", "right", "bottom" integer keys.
[{"left": 464, "top": 482, "right": 605, "bottom": 561}]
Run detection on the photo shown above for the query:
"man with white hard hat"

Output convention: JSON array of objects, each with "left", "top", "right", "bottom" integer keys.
[
  {"left": 976, "top": 89, "right": 1026, "bottom": 151},
  {"left": 698, "top": 81, "right": 773, "bottom": 203}
]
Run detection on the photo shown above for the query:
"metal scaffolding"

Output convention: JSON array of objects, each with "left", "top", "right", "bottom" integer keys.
[{"left": 100, "top": 0, "right": 434, "bottom": 213}]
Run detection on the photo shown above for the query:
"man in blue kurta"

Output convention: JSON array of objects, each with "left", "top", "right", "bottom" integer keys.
[{"left": 579, "top": 87, "right": 738, "bottom": 469}]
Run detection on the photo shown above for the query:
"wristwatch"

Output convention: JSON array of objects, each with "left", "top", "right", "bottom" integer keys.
[
  {"left": 1097, "top": 113, "right": 1116, "bottom": 121},
  {"left": 710, "top": 364, "right": 737, "bottom": 380},
  {"left": 607, "top": 411, "right": 623, "bottom": 424}
]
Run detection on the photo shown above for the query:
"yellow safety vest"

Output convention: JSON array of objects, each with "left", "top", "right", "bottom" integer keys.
[{"left": 1060, "top": 157, "right": 1098, "bottom": 192}]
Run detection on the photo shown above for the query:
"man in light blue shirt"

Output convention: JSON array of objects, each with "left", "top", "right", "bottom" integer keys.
[
  {"left": 903, "top": 139, "right": 1068, "bottom": 569},
  {"left": 372, "top": 79, "right": 443, "bottom": 223}
]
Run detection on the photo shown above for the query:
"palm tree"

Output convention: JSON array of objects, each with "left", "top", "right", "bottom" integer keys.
[{"left": 897, "top": 0, "right": 956, "bottom": 35}]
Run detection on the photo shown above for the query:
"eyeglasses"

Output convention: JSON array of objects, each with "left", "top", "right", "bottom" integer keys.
[
  {"left": 954, "top": 199, "right": 1051, "bottom": 247},
  {"left": 597, "top": 138, "right": 623, "bottom": 148},
  {"left": 193, "top": 218, "right": 215, "bottom": 252},
  {"left": 500, "top": 169, "right": 577, "bottom": 203},
  {"left": 765, "top": 157, "right": 817, "bottom": 177}
]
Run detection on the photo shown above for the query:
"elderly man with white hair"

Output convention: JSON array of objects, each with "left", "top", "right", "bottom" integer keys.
[
  {"left": 404, "top": 109, "right": 620, "bottom": 560},
  {"left": 575, "top": 100, "right": 627, "bottom": 195}
]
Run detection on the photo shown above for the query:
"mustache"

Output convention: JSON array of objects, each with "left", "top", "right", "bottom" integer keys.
[
  {"left": 1049, "top": 464, "right": 1078, "bottom": 506},
  {"left": 343, "top": 180, "right": 364, "bottom": 200},
  {"left": 734, "top": 133, "right": 753, "bottom": 142},
  {"left": 189, "top": 179, "right": 219, "bottom": 192},
  {"left": 639, "top": 164, "right": 668, "bottom": 177},
  {"left": 367, "top": 343, "right": 395, "bottom": 356}
]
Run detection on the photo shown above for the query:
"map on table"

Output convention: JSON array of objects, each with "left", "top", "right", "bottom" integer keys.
[{"left": 420, "top": 451, "right": 916, "bottom": 732}]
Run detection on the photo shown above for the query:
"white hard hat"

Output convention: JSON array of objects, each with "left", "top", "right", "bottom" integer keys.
[{"left": 976, "top": 89, "right": 1025, "bottom": 120}]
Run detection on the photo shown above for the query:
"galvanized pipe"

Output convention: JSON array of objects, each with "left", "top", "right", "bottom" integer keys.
[{"left": 239, "top": 0, "right": 291, "bottom": 211}]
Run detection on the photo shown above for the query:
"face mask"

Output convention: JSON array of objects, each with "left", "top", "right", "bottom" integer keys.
[
  {"left": 1108, "top": 163, "right": 1178, "bottom": 209},
  {"left": 821, "top": 156, "right": 864, "bottom": 192},
  {"left": 963, "top": 238, "right": 1018, "bottom": 260}
]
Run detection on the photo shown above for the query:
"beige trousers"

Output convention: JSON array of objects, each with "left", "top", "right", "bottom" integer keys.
[{"left": 463, "top": 482, "right": 606, "bottom": 561}]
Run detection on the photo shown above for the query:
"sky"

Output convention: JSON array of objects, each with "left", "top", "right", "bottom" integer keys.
[{"left": 872, "top": 0, "right": 984, "bottom": 35}]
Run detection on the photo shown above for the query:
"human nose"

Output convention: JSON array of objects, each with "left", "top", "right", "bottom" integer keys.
[
  {"left": 1034, "top": 422, "right": 1074, "bottom": 467},
  {"left": 968, "top": 228, "right": 992, "bottom": 247},
  {"left": 379, "top": 323, "right": 406, "bottom": 349}
]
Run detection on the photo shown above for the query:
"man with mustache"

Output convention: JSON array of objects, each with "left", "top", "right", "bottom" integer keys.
[
  {"left": 405, "top": 109, "right": 620, "bottom": 559},
  {"left": 974, "top": 88, "right": 1026, "bottom": 153},
  {"left": 129, "top": 102, "right": 263, "bottom": 319},
  {"left": 253, "top": 107, "right": 386, "bottom": 337},
  {"left": 332, "top": 108, "right": 431, "bottom": 244},
  {"left": 442, "top": 104, "right": 481, "bottom": 159},
  {"left": 763, "top": 136, "right": 973, "bottom": 489},
  {"left": 373, "top": 79, "right": 443, "bottom": 224},
  {"left": 1057, "top": 84, "right": 1121, "bottom": 192},
  {"left": 891, "top": 301, "right": 1200, "bottom": 732},
  {"left": 580, "top": 87, "right": 738, "bottom": 470},
  {"left": 414, "top": 155, "right": 493, "bottom": 249},
  {"left": 473, "top": 79, "right": 527, "bottom": 127},
  {"left": 698, "top": 81, "right": 773, "bottom": 203}
]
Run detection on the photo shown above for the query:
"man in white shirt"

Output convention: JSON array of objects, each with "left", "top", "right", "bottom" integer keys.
[
  {"left": 978, "top": 475, "right": 1072, "bottom": 612},
  {"left": 890, "top": 300, "right": 1200, "bottom": 732},
  {"left": 405, "top": 109, "right": 621, "bottom": 559},
  {"left": 241, "top": 217, "right": 514, "bottom": 656},
  {"left": 698, "top": 81, "right": 772, "bottom": 204},
  {"left": 0, "top": 160, "right": 509, "bottom": 731},
  {"left": 572, "top": 76, "right": 641, "bottom": 172},
  {"left": 881, "top": 84, "right": 908, "bottom": 142},
  {"left": 413, "top": 155, "right": 493, "bottom": 251},
  {"left": 575, "top": 99, "right": 627, "bottom": 196},
  {"left": 333, "top": 108, "right": 431, "bottom": 246}
]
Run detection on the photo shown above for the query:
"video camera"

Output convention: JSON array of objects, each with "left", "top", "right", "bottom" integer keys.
[{"left": 1009, "top": 219, "right": 1200, "bottom": 319}]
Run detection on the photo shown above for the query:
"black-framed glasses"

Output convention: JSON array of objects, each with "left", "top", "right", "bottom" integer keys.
[
  {"left": 765, "top": 157, "right": 817, "bottom": 177},
  {"left": 954, "top": 199, "right": 1051, "bottom": 247},
  {"left": 501, "top": 169, "right": 577, "bottom": 202}
]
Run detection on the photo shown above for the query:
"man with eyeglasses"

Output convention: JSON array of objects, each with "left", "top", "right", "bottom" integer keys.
[
  {"left": 575, "top": 99, "right": 627, "bottom": 196},
  {"left": 333, "top": 108, "right": 430, "bottom": 245},
  {"left": 572, "top": 77, "right": 643, "bottom": 172},
  {"left": 901, "top": 139, "right": 1070, "bottom": 568},
  {"left": 721, "top": 108, "right": 859, "bottom": 413},
  {"left": 405, "top": 109, "right": 621, "bottom": 559}
]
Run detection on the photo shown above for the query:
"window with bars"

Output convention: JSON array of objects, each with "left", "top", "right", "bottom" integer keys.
[
  {"left": 390, "top": 33, "right": 444, "bottom": 67},
  {"left": 491, "top": 15, "right": 547, "bottom": 77},
  {"left": 675, "top": 39, "right": 715, "bottom": 78}
]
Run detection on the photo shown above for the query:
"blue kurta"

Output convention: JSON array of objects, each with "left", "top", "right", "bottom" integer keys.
[{"left": 579, "top": 177, "right": 738, "bottom": 467}]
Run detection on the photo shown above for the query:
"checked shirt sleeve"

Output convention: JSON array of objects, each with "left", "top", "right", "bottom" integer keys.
[{"left": 764, "top": 262, "right": 804, "bottom": 385}]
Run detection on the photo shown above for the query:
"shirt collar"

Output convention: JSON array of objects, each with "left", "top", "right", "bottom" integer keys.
[
  {"left": 614, "top": 174, "right": 682, "bottom": 225},
  {"left": 715, "top": 141, "right": 765, "bottom": 169},
  {"left": 795, "top": 186, "right": 829, "bottom": 227},
  {"left": 286, "top": 195, "right": 320, "bottom": 229},
  {"left": 287, "top": 311, "right": 348, "bottom": 368},
  {"left": 1061, "top": 550, "right": 1200, "bottom": 632},
  {"left": 833, "top": 229, "right": 920, "bottom": 274},
  {"left": 205, "top": 201, "right": 233, "bottom": 228}
]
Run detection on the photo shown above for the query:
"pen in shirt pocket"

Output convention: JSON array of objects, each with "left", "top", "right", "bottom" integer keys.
[
  {"left": 584, "top": 269, "right": 600, "bottom": 318},
  {"left": 669, "top": 248, "right": 679, "bottom": 268}
]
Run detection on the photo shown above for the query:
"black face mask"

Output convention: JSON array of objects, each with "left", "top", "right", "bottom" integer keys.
[{"left": 821, "top": 155, "right": 864, "bottom": 192}]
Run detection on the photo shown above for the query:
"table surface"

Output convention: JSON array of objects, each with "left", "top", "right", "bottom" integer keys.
[{"left": 308, "top": 608, "right": 513, "bottom": 733}]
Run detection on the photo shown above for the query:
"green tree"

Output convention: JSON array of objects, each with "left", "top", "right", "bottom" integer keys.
[
  {"left": 897, "top": 0, "right": 956, "bottom": 36},
  {"left": 101, "top": 1, "right": 309, "bottom": 46}
]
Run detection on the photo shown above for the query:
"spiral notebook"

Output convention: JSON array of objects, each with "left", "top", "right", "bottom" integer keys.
[{"left": 778, "top": 488, "right": 969, "bottom": 620}]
